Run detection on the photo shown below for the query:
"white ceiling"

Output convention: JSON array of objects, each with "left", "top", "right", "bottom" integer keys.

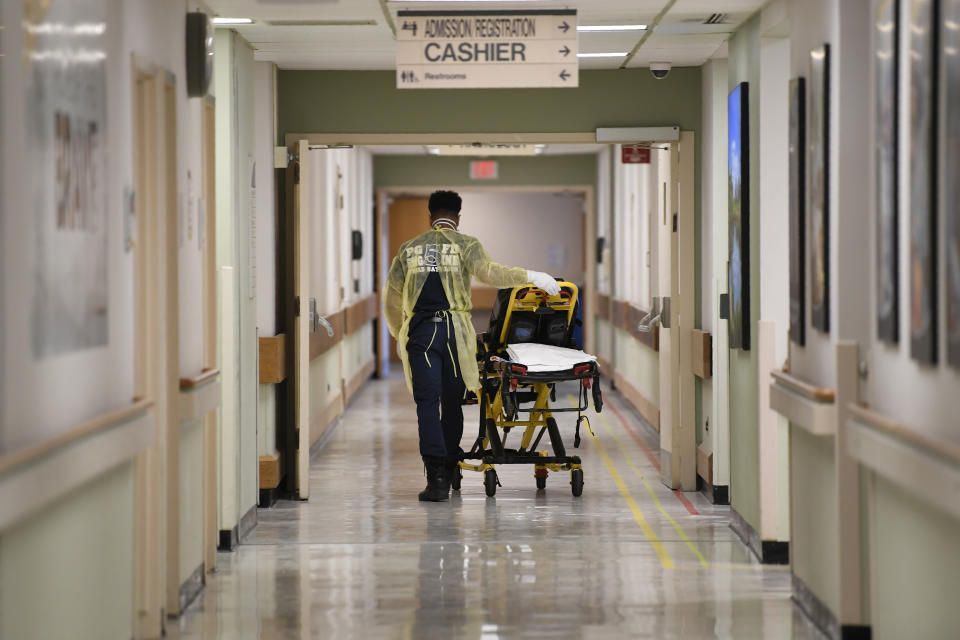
[{"left": 204, "top": 0, "right": 767, "bottom": 70}]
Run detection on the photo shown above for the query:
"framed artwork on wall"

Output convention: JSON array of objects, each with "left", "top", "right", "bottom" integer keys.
[
  {"left": 909, "top": 0, "right": 938, "bottom": 364},
  {"left": 728, "top": 82, "right": 750, "bottom": 351},
  {"left": 944, "top": 0, "right": 960, "bottom": 368},
  {"left": 876, "top": 0, "right": 900, "bottom": 343},
  {"left": 789, "top": 77, "right": 806, "bottom": 346},
  {"left": 809, "top": 44, "right": 830, "bottom": 334}
]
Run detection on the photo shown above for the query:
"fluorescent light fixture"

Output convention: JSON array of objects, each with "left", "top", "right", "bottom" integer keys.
[
  {"left": 390, "top": 1, "right": 552, "bottom": 3},
  {"left": 577, "top": 52, "right": 628, "bottom": 58},
  {"left": 577, "top": 24, "right": 647, "bottom": 32},
  {"left": 212, "top": 17, "right": 254, "bottom": 25}
]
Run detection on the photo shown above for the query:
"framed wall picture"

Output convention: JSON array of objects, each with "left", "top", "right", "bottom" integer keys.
[
  {"left": 909, "top": 0, "right": 938, "bottom": 364},
  {"left": 944, "top": 0, "right": 960, "bottom": 367},
  {"left": 876, "top": 0, "right": 900, "bottom": 343},
  {"left": 789, "top": 77, "right": 806, "bottom": 346},
  {"left": 809, "top": 45, "right": 830, "bottom": 334},
  {"left": 728, "top": 82, "right": 750, "bottom": 351}
]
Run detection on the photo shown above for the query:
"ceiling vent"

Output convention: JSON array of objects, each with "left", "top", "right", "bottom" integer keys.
[
  {"left": 266, "top": 19, "right": 377, "bottom": 26},
  {"left": 703, "top": 13, "right": 728, "bottom": 25}
]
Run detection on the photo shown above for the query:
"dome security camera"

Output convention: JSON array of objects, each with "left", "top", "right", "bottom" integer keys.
[{"left": 650, "top": 62, "right": 672, "bottom": 80}]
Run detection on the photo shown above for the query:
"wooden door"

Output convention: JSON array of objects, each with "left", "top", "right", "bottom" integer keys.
[{"left": 385, "top": 197, "right": 430, "bottom": 362}]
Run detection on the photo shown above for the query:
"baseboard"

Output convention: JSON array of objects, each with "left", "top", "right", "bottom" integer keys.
[
  {"left": 697, "top": 476, "right": 729, "bottom": 505},
  {"left": 310, "top": 393, "right": 344, "bottom": 448},
  {"left": 238, "top": 503, "right": 257, "bottom": 542},
  {"left": 729, "top": 506, "right": 789, "bottom": 565},
  {"left": 177, "top": 563, "right": 205, "bottom": 615},
  {"left": 343, "top": 358, "right": 375, "bottom": 406},
  {"left": 259, "top": 486, "right": 279, "bottom": 508},
  {"left": 310, "top": 413, "right": 342, "bottom": 460},
  {"left": 612, "top": 372, "right": 660, "bottom": 432},
  {"left": 217, "top": 526, "right": 238, "bottom": 552},
  {"left": 792, "top": 573, "right": 872, "bottom": 640}
]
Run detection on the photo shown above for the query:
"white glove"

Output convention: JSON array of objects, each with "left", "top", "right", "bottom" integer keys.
[{"left": 527, "top": 270, "right": 561, "bottom": 296}]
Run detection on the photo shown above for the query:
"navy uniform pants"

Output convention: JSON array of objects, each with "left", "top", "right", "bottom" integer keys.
[{"left": 407, "top": 313, "right": 465, "bottom": 466}]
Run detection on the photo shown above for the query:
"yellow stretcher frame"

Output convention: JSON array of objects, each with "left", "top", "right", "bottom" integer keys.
[{"left": 455, "top": 281, "right": 601, "bottom": 497}]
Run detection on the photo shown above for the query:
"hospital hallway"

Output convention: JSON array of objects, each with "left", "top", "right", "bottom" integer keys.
[
  {"left": 167, "top": 372, "right": 819, "bottom": 640},
  {"left": 5, "top": 0, "right": 960, "bottom": 638}
]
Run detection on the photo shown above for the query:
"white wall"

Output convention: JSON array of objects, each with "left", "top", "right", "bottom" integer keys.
[
  {"left": 1, "top": 1, "right": 212, "bottom": 637},
  {"left": 458, "top": 190, "right": 586, "bottom": 285},
  {"left": 254, "top": 63, "right": 277, "bottom": 338},
  {"left": 702, "top": 57, "right": 729, "bottom": 488},
  {"left": 215, "top": 28, "right": 258, "bottom": 532}
]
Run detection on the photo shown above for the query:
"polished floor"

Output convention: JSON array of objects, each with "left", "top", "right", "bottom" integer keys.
[{"left": 170, "top": 373, "right": 823, "bottom": 639}]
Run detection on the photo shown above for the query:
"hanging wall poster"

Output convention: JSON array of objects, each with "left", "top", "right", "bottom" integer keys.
[
  {"left": 789, "top": 77, "right": 806, "bottom": 346},
  {"left": 909, "top": 0, "right": 938, "bottom": 364},
  {"left": 876, "top": 0, "right": 901, "bottom": 343},
  {"left": 728, "top": 82, "right": 750, "bottom": 350},
  {"left": 809, "top": 45, "right": 830, "bottom": 334},
  {"left": 945, "top": 0, "right": 960, "bottom": 367},
  {"left": 26, "top": 0, "right": 110, "bottom": 358}
]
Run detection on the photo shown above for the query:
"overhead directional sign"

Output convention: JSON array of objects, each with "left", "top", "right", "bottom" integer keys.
[{"left": 396, "top": 10, "right": 578, "bottom": 89}]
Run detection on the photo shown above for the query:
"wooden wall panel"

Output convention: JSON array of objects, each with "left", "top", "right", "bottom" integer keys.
[
  {"left": 596, "top": 292, "right": 611, "bottom": 321},
  {"left": 258, "top": 451, "right": 281, "bottom": 490},
  {"left": 345, "top": 293, "right": 379, "bottom": 336},
  {"left": 692, "top": 329, "right": 712, "bottom": 379},
  {"left": 309, "top": 309, "right": 345, "bottom": 361},
  {"left": 258, "top": 335, "right": 286, "bottom": 383}
]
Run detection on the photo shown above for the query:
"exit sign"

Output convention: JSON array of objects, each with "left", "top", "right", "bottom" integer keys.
[
  {"left": 470, "top": 160, "right": 498, "bottom": 180},
  {"left": 621, "top": 145, "right": 651, "bottom": 164}
]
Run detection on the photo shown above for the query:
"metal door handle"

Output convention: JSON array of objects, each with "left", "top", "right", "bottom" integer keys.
[{"left": 637, "top": 297, "right": 662, "bottom": 333}]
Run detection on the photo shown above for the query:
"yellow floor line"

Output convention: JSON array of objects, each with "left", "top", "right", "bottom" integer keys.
[
  {"left": 573, "top": 397, "right": 674, "bottom": 570},
  {"left": 595, "top": 410, "right": 709, "bottom": 568}
]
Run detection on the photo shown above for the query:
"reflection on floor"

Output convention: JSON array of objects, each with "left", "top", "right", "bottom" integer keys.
[{"left": 169, "top": 373, "right": 823, "bottom": 639}]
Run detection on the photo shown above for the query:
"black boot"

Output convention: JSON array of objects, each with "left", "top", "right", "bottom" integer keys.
[{"left": 418, "top": 461, "right": 450, "bottom": 502}]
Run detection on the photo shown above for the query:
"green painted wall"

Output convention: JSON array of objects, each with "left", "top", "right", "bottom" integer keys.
[
  {"left": 374, "top": 153, "right": 597, "bottom": 189},
  {"left": 870, "top": 475, "right": 960, "bottom": 639},
  {"left": 727, "top": 14, "right": 761, "bottom": 530},
  {"left": 0, "top": 463, "right": 134, "bottom": 640},
  {"left": 277, "top": 69, "right": 702, "bottom": 137}
]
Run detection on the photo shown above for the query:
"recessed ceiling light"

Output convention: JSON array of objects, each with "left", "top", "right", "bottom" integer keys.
[
  {"left": 577, "top": 52, "right": 628, "bottom": 58},
  {"left": 212, "top": 17, "right": 254, "bottom": 25},
  {"left": 578, "top": 25, "right": 647, "bottom": 32}
]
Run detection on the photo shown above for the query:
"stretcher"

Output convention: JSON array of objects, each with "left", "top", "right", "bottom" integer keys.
[{"left": 455, "top": 281, "right": 603, "bottom": 496}]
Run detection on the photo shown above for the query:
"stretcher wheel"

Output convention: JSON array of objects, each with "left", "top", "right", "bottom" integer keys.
[
  {"left": 570, "top": 469, "right": 584, "bottom": 497},
  {"left": 484, "top": 469, "right": 498, "bottom": 497},
  {"left": 536, "top": 476, "right": 547, "bottom": 490},
  {"left": 451, "top": 466, "right": 462, "bottom": 491}
]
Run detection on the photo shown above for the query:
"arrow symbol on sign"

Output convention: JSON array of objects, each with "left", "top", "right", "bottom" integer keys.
[
  {"left": 559, "top": 45, "right": 571, "bottom": 57},
  {"left": 558, "top": 20, "right": 570, "bottom": 33},
  {"left": 402, "top": 21, "right": 417, "bottom": 36},
  {"left": 559, "top": 69, "right": 570, "bottom": 81}
]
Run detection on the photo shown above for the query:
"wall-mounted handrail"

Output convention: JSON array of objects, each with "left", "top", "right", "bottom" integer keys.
[
  {"left": 848, "top": 403, "right": 960, "bottom": 466},
  {"left": 0, "top": 399, "right": 153, "bottom": 477},
  {"left": 769, "top": 369, "right": 837, "bottom": 436},
  {"left": 179, "top": 368, "right": 220, "bottom": 390},
  {"left": 770, "top": 369, "right": 835, "bottom": 403}
]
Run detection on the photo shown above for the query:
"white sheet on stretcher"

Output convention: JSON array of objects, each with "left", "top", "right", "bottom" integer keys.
[{"left": 506, "top": 343, "right": 598, "bottom": 373}]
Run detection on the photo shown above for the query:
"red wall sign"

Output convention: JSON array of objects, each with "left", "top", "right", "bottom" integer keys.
[
  {"left": 621, "top": 145, "right": 651, "bottom": 164},
  {"left": 470, "top": 160, "right": 499, "bottom": 179}
]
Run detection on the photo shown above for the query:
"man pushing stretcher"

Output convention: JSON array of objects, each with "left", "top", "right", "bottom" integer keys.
[{"left": 382, "top": 190, "right": 560, "bottom": 502}]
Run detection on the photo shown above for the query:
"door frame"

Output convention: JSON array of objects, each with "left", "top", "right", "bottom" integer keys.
[
  {"left": 375, "top": 184, "right": 596, "bottom": 381},
  {"left": 131, "top": 59, "right": 178, "bottom": 637}
]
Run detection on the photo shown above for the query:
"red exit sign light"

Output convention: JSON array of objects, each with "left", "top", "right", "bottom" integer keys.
[
  {"left": 621, "top": 145, "right": 651, "bottom": 164},
  {"left": 470, "top": 160, "right": 499, "bottom": 180}
]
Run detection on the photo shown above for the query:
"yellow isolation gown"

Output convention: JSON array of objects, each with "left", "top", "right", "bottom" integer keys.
[{"left": 383, "top": 228, "right": 530, "bottom": 393}]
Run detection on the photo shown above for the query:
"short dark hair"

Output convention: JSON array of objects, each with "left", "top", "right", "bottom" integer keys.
[{"left": 428, "top": 190, "right": 462, "bottom": 216}]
